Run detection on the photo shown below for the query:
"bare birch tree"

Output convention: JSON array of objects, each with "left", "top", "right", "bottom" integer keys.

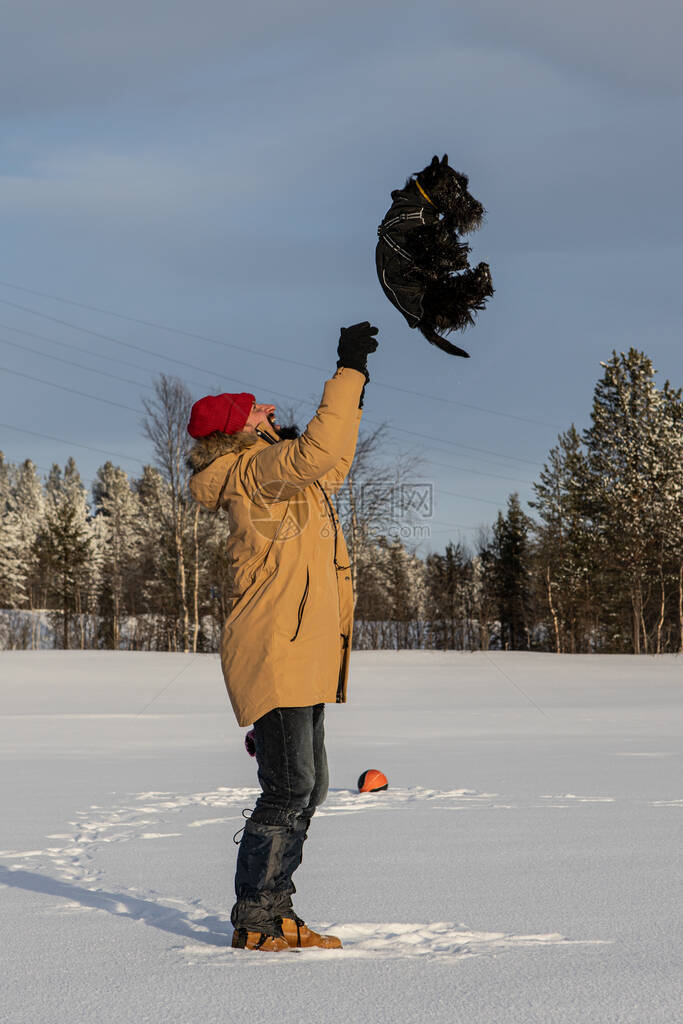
[{"left": 141, "top": 374, "right": 194, "bottom": 652}]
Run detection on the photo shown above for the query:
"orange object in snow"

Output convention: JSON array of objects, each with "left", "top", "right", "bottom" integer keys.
[{"left": 357, "top": 769, "right": 388, "bottom": 793}]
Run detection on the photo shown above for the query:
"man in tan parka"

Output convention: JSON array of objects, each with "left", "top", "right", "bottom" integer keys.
[{"left": 187, "top": 322, "right": 379, "bottom": 951}]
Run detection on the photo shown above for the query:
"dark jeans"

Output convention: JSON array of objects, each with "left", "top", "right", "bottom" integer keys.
[{"left": 231, "top": 704, "right": 328, "bottom": 933}]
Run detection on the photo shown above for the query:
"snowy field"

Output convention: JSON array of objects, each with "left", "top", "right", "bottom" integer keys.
[{"left": 1, "top": 651, "right": 681, "bottom": 1024}]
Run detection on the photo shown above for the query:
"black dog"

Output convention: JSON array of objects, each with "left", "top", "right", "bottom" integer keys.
[{"left": 376, "top": 154, "right": 493, "bottom": 358}]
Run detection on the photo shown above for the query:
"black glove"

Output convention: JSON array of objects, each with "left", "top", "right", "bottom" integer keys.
[{"left": 336, "top": 321, "right": 379, "bottom": 380}]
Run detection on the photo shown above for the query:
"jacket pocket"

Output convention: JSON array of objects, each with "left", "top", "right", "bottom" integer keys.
[
  {"left": 225, "top": 560, "right": 274, "bottom": 625},
  {"left": 290, "top": 567, "right": 310, "bottom": 642}
]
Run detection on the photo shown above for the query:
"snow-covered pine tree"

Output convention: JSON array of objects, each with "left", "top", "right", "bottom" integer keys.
[
  {"left": 92, "top": 462, "right": 141, "bottom": 649},
  {"left": 0, "top": 459, "right": 45, "bottom": 617},
  {"left": 133, "top": 464, "right": 175, "bottom": 650},
  {"left": 583, "top": 349, "right": 680, "bottom": 654},
  {"left": 0, "top": 452, "right": 11, "bottom": 515},
  {"left": 196, "top": 504, "right": 232, "bottom": 651},
  {"left": 469, "top": 547, "right": 496, "bottom": 650},
  {"left": 353, "top": 537, "right": 393, "bottom": 648},
  {"left": 425, "top": 541, "right": 472, "bottom": 650},
  {"left": 0, "top": 453, "right": 21, "bottom": 607},
  {"left": 530, "top": 426, "right": 595, "bottom": 653},
  {"left": 35, "top": 459, "right": 94, "bottom": 649},
  {"left": 361, "top": 536, "right": 426, "bottom": 649},
  {"left": 481, "top": 493, "right": 534, "bottom": 650},
  {"left": 400, "top": 539, "right": 427, "bottom": 649},
  {"left": 654, "top": 379, "right": 683, "bottom": 652}
]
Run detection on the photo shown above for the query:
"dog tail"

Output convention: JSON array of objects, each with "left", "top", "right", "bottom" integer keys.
[{"left": 419, "top": 323, "right": 470, "bottom": 358}]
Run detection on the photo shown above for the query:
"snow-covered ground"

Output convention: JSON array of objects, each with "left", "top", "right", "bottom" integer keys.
[{"left": 1, "top": 650, "right": 681, "bottom": 1024}]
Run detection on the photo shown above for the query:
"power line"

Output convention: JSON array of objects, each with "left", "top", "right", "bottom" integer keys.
[
  {"left": 0, "top": 296, "right": 256, "bottom": 384},
  {"left": 0, "top": 336, "right": 153, "bottom": 391},
  {"left": 0, "top": 347, "right": 530, "bottom": 507},
  {"left": 2, "top": 330, "right": 538, "bottom": 485},
  {"left": 371, "top": 423, "right": 539, "bottom": 466},
  {"left": 0, "top": 365, "right": 140, "bottom": 413},
  {"left": 0, "top": 323, "right": 301, "bottom": 403},
  {"left": 438, "top": 488, "right": 508, "bottom": 507},
  {"left": 386, "top": 435, "right": 539, "bottom": 475},
  {"left": 425, "top": 456, "right": 532, "bottom": 485},
  {"left": 0, "top": 409, "right": 523, "bottom": 513},
  {"left": 0, "top": 284, "right": 324, "bottom": 372},
  {"left": 0, "top": 343, "right": 539, "bottom": 502},
  {"left": 0, "top": 296, "right": 543, "bottom": 468},
  {"left": 0, "top": 336, "right": 539, "bottom": 496},
  {"left": 0, "top": 320, "right": 170, "bottom": 376},
  {"left": 0, "top": 336, "right": 329, "bottom": 453},
  {"left": 349, "top": 434, "right": 533, "bottom": 485},
  {"left": 1, "top": 443, "right": 494, "bottom": 544},
  {"left": 0, "top": 297, "right": 326, "bottom": 418},
  {"left": 0, "top": 422, "right": 146, "bottom": 465},
  {"left": 426, "top": 520, "right": 482, "bottom": 532},
  {"left": 0, "top": 439, "right": 490, "bottom": 536},
  {"left": 375, "top": 379, "right": 560, "bottom": 428},
  {"left": 0, "top": 279, "right": 562, "bottom": 429},
  {"left": 2, "top": 319, "right": 540, "bottom": 479}
]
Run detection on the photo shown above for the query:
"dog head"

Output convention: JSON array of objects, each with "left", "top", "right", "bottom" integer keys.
[{"left": 412, "top": 154, "right": 485, "bottom": 235}]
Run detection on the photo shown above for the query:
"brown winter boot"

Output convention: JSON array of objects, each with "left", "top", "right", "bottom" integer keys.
[
  {"left": 280, "top": 915, "right": 342, "bottom": 949},
  {"left": 231, "top": 928, "right": 289, "bottom": 952}
]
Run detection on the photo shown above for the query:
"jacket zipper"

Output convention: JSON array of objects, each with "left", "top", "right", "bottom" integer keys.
[
  {"left": 336, "top": 633, "right": 349, "bottom": 702},
  {"left": 315, "top": 481, "right": 349, "bottom": 571},
  {"left": 316, "top": 481, "right": 351, "bottom": 700},
  {"left": 290, "top": 568, "right": 310, "bottom": 642}
]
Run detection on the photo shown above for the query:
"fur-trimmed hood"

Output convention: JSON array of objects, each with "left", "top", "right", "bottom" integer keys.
[
  {"left": 187, "top": 429, "right": 262, "bottom": 476},
  {"left": 187, "top": 423, "right": 282, "bottom": 514}
]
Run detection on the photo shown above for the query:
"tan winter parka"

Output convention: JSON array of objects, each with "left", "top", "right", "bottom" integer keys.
[{"left": 188, "top": 366, "right": 365, "bottom": 726}]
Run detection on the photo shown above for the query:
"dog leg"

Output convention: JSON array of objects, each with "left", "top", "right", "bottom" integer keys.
[{"left": 423, "top": 263, "right": 494, "bottom": 333}]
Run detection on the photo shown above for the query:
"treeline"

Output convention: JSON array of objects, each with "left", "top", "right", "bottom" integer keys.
[{"left": 0, "top": 349, "right": 681, "bottom": 654}]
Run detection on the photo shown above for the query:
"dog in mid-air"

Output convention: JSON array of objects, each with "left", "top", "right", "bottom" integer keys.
[{"left": 376, "top": 154, "right": 493, "bottom": 358}]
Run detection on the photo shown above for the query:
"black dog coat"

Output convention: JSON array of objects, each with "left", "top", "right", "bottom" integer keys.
[
  {"left": 376, "top": 186, "right": 436, "bottom": 330},
  {"left": 376, "top": 185, "right": 470, "bottom": 358}
]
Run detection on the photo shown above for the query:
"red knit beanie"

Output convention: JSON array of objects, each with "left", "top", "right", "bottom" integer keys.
[{"left": 187, "top": 392, "right": 255, "bottom": 439}]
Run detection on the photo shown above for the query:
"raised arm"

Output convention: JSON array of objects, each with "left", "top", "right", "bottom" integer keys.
[
  {"left": 241, "top": 323, "right": 377, "bottom": 502},
  {"left": 242, "top": 367, "right": 366, "bottom": 500},
  {"left": 319, "top": 407, "right": 363, "bottom": 495}
]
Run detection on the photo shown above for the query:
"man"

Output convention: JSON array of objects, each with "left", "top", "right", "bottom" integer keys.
[{"left": 187, "top": 322, "right": 379, "bottom": 951}]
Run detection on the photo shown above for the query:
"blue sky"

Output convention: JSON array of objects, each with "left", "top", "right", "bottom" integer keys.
[{"left": 1, "top": 0, "right": 682, "bottom": 552}]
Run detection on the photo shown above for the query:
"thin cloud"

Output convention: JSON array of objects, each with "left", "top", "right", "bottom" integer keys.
[
  {"left": 0, "top": 0, "right": 394, "bottom": 115},
  {"left": 3, "top": 0, "right": 682, "bottom": 122},
  {"left": 457, "top": 0, "right": 683, "bottom": 94}
]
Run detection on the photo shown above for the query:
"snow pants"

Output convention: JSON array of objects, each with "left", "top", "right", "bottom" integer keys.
[{"left": 231, "top": 704, "right": 328, "bottom": 933}]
